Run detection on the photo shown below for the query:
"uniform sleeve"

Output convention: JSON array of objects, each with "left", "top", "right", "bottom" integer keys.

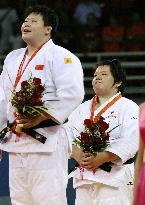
[
  {"left": 0, "top": 53, "right": 11, "bottom": 99},
  {"left": 68, "top": 106, "right": 83, "bottom": 141},
  {"left": 45, "top": 49, "right": 84, "bottom": 124},
  {"left": 63, "top": 107, "right": 81, "bottom": 155},
  {"left": 0, "top": 87, "right": 7, "bottom": 130},
  {"left": 106, "top": 102, "right": 139, "bottom": 165},
  {"left": 0, "top": 53, "right": 12, "bottom": 130}
]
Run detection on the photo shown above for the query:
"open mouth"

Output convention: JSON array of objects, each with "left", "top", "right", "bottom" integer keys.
[
  {"left": 96, "top": 81, "right": 102, "bottom": 84},
  {"left": 23, "top": 28, "right": 31, "bottom": 33}
]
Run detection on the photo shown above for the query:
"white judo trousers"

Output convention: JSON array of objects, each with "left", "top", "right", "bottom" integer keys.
[
  {"left": 9, "top": 133, "right": 69, "bottom": 205},
  {"left": 75, "top": 182, "right": 133, "bottom": 205}
]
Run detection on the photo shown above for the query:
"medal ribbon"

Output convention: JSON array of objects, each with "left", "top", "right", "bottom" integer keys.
[
  {"left": 90, "top": 93, "right": 122, "bottom": 121},
  {"left": 14, "top": 43, "right": 45, "bottom": 90}
]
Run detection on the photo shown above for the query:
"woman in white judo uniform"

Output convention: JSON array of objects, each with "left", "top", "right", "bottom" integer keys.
[
  {"left": 69, "top": 59, "right": 139, "bottom": 205},
  {"left": 0, "top": 5, "right": 84, "bottom": 205}
]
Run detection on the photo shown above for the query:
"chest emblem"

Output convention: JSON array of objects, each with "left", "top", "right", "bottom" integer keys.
[
  {"left": 64, "top": 58, "right": 72, "bottom": 64},
  {"left": 35, "top": 65, "right": 44, "bottom": 70}
]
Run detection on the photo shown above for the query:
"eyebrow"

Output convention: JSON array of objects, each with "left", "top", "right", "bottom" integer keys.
[
  {"left": 25, "top": 17, "right": 38, "bottom": 21},
  {"left": 94, "top": 71, "right": 108, "bottom": 75}
]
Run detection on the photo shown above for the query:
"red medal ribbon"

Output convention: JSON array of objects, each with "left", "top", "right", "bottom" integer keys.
[
  {"left": 90, "top": 93, "right": 122, "bottom": 120},
  {"left": 14, "top": 43, "right": 45, "bottom": 90},
  {"left": 90, "top": 95, "right": 98, "bottom": 121}
]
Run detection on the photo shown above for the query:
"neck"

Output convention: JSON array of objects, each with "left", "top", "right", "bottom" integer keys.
[
  {"left": 27, "top": 46, "right": 36, "bottom": 56},
  {"left": 27, "top": 39, "right": 49, "bottom": 56},
  {"left": 98, "top": 92, "right": 118, "bottom": 105}
]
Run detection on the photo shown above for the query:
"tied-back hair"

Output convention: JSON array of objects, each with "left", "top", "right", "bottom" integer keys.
[
  {"left": 24, "top": 5, "right": 59, "bottom": 39},
  {"left": 94, "top": 59, "right": 126, "bottom": 94}
]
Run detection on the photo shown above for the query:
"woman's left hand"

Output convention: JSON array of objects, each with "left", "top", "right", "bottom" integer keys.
[
  {"left": 80, "top": 152, "right": 101, "bottom": 171},
  {"left": 81, "top": 151, "right": 119, "bottom": 171},
  {"left": 16, "top": 114, "right": 50, "bottom": 129}
]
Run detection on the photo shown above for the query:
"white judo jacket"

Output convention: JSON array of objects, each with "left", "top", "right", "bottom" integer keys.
[
  {"left": 68, "top": 93, "right": 139, "bottom": 188},
  {"left": 0, "top": 39, "right": 84, "bottom": 153}
]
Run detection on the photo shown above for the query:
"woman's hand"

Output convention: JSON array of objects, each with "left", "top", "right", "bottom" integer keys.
[
  {"left": 71, "top": 145, "right": 84, "bottom": 165},
  {"left": 80, "top": 152, "right": 100, "bottom": 171},
  {"left": 16, "top": 114, "right": 51, "bottom": 129},
  {"left": 80, "top": 151, "right": 120, "bottom": 171}
]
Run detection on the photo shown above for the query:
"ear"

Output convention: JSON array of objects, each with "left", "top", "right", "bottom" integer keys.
[
  {"left": 45, "top": 26, "right": 52, "bottom": 35},
  {"left": 115, "top": 81, "right": 122, "bottom": 88}
]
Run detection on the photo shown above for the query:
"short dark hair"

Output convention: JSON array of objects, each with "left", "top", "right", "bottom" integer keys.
[
  {"left": 94, "top": 59, "right": 126, "bottom": 93},
  {"left": 24, "top": 5, "right": 59, "bottom": 39}
]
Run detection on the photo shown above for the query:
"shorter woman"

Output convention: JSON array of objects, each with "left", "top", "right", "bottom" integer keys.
[
  {"left": 69, "top": 59, "right": 139, "bottom": 205},
  {"left": 134, "top": 103, "right": 145, "bottom": 205}
]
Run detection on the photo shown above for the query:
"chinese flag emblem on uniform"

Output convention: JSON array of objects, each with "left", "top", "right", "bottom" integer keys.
[{"left": 35, "top": 65, "right": 44, "bottom": 70}]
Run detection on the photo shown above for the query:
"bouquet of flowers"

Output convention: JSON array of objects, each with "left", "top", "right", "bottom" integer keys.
[
  {"left": 11, "top": 76, "right": 48, "bottom": 117},
  {"left": 74, "top": 116, "right": 110, "bottom": 154},
  {"left": 0, "top": 76, "right": 52, "bottom": 144},
  {"left": 73, "top": 116, "right": 113, "bottom": 174}
]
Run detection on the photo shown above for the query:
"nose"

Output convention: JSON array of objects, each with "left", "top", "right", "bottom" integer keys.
[
  {"left": 96, "top": 75, "right": 102, "bottom": 80},
  {"left": 24, "top": 22, "right": 30, "bottom": 27},
  {"left": 23, "top": 21, "right": 31, "bottom": 28}
]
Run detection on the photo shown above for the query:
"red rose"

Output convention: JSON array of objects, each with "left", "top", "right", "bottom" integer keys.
[
  {"left": 84, "top": 119, "right": 92, "bottom": 128},
  {"left": 33, "top": 77, "right": 41, "bottom": 85},
  {"left": 30, "top": 94, "right": 43, "bottom": 106},
  {"left": 18, "top": 98, "right": 25, "bottom": 106},
  {"left": 35, "top": 84, "right": 45, "bottom": 94},
  {"left": 96, "top": 116, "right": 109, "bottom": 132},
  {"left": 21, "top": 81, "right": 29, "bottom": 89},
  {"left": 98, "top": 121, "right": 109, "bottom": 131},
  {"left": 16, "top": 91, "right": 23, "bottom": 97},
  {"left": 80, "top": 132, "right": 90, "bottom": 144}
]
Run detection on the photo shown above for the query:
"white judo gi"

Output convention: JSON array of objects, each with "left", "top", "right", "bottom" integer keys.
[
  {"left": 0, "top": 39, "right": 84, "bottom": 205},
  {"left": 68, "top": 93, "right": 139, "bottom": 205}
]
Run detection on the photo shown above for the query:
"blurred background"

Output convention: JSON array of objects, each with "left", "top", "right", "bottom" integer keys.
[{"left": 0, "top": 0, "right": 145, "bottom": 204}]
